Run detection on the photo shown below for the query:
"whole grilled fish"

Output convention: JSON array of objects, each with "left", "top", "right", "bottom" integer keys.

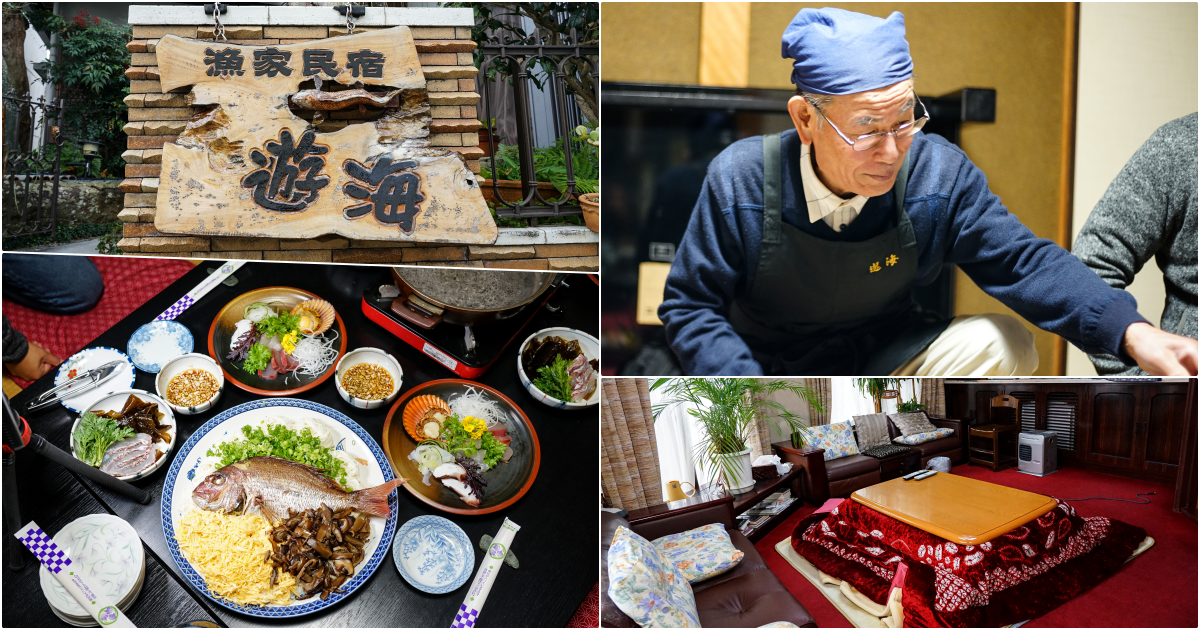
[{"left": 192, "top": 456, "right": 403, "bottom": 523}]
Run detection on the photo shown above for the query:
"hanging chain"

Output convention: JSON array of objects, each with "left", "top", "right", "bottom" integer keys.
[
  {"left": 212, "top": 1, "right": 226, "bottom": 42},
  {"left": 344, "top": 1, "right": 356, "bottom": 35}
]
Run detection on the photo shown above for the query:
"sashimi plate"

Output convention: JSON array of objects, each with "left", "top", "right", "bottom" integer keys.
[
  {"left": 382, "top": 379, "right": 541, "bottom": 516},
  {"left": 161, "top": 399, "right": 398, "bottom": 617}
]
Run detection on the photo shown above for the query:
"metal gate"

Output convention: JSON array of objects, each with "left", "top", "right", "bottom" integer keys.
[
  {"left": 479, "top": 26, "right": 598, "bottom": 222},
  {"left": 2, "top": 90, "right": 65, "bottom": 239}
]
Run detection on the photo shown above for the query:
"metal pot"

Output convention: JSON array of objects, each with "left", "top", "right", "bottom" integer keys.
[{"left": 389, "top": 267, "right": 562, "bottom": 330}]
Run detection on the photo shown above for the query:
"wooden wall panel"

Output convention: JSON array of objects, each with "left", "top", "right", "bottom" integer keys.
[
  {"left": 1089, "top": 392, "right": 1135, "bottom": 462},
  {"left": 1145, "top": 392, "right": 1187, "bottom": 469}
]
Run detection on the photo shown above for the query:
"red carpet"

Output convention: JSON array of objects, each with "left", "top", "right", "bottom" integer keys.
[
  {"left": 567, "top": 583, "right": 599, "bottom": 627},
  {"left": 755, "top": 464, "right": 1197, "bottom": 628},
  {"left": 3, "top": 256, "right": 195, "bottom": 387}
]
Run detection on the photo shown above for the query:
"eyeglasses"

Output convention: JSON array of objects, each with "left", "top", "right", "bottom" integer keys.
[{"left": 810, "top": 93, "right": 930, "bottom": 152}]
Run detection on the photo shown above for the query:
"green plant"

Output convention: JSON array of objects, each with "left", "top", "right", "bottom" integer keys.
[
  {"left": 96, "top": 222, "right": 123, "bottom": 255},
  {"left": 22, "top": 6, "right": 131, "bottom": 177},
  {"left": 1, "top": 221, "right": 120, "bottom": 250},
  {"left": 853, "top": 378, "right": 900, "bottom": 413},
  {"left": 446, "top": 2, "right": 598, "bottom": 123},
  {"left": 481, "top": 127, "right": 598, "bottom": 195},
  {"left": 650, "top": 378, "right": 824, "bottom": 488},
  {"left": 897, "top": 400, "right": 927, "bottom": 413}
]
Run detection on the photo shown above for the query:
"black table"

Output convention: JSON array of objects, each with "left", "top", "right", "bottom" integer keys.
[{"left": 4, "top": 261, "right": 598, "bottom": 628}]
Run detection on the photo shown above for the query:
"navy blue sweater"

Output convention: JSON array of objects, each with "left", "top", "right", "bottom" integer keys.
[{"left": 659, "top": 130, "right": 1148, "bottom": 375}]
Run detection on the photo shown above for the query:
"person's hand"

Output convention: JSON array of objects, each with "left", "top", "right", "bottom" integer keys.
[
  {"left": 3, "top": 341, "right": 61, "bottom": 381},
  {"left": 1122, "top": 322, "right": 1198, "bottom": 376}
]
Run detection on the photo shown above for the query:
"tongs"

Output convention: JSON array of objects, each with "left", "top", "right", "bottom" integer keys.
[{"left": 25, "top": 360, "right": 125, "bottom": 413}]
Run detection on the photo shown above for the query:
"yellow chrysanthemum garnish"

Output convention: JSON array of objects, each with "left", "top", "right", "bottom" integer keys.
[
  {"left": 462, "top": 415, "right": 487, "bottom": 439},
  {"left": 280, "top": 331, "right": 299, "bottom": 353}
]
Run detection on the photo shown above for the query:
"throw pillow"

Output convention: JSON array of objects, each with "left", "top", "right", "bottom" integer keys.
[
  {"left": 806, "top": 422, "right": 860, "bottom": 461},
  {"left": 607, "top": 526, "right": 700, "bottom": 627},
  {"left": 652, "top": 523, "right": 745, "bottom": 583},
  {"left": 893, "top": 427, "right": 955, "bottom": 445},
  {"left": 888, "top": 411, "right": 938, "bottom": 436}
]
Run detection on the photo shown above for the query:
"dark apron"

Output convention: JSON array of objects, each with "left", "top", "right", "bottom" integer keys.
[{"left": 728, "top": 132, "right": 950, "bottom": 375}]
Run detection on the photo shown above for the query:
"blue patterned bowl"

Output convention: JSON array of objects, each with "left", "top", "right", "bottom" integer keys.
[
  {"left": 127, "top": 321, "right": 194, "bottom": 373},
  {"left": 392, "top": 515, "right": 474, "bottom": 594}
]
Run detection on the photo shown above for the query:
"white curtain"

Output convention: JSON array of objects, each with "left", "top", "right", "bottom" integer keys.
[
  {"left": 649, "top": 381, "right": 707, "bottom": 496},
  {"left": 830, "top": 379, "right": 899, "bottom": 423}
]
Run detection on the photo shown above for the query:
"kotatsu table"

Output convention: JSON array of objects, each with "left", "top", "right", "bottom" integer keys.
[
  {"left": 3, "top": 261, "right": 598, "bottom": 628},
  {"left": 851, "top": 473, "right": 1058, "bottom": 545}
]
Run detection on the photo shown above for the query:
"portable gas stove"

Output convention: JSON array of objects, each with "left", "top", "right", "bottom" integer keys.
[{"left": 362, "top": 271, "right": 591, "bottom": 378}]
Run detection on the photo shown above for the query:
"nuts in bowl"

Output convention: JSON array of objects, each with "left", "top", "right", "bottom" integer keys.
[
  {"left": 335, "top": 348, "right": 403, "bottom": 410},
  {"left": 155, "top": 353, "right": 224, "bottom": 415}
]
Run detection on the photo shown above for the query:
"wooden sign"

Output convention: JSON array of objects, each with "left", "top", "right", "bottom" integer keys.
[{"left": 153, "top": 27, "right": 497, "bottom": 244}]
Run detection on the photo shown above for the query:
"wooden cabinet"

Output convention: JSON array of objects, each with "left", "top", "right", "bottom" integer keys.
[{"left": 945, "top": 380, "right": 1189, "bottom": 484}]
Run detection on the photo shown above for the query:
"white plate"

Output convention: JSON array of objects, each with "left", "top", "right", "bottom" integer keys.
[
  {"left": 162, "top": 399, "right": 398, "bottom": 618},
  {"left": 53, "top": 348, "right": 136, "bottom": 414},
  {"left": 516, "top": 327, "right": 600, "bottom": 410},
  {"left": 70, "top": 390, "right": 177, "bottom": 481},
  {"left": 127, "top": 320, "right": 194, "bottom": 373},
  {"left": 38, "top": 514, "right": 145, "bottom": 619}
]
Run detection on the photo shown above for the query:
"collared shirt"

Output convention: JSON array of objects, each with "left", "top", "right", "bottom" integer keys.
[{"left": 800, "top": 142, "right": 868, "bottom": 232}]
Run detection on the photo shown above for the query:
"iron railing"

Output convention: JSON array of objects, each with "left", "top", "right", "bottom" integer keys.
[
  {"left": 2, "top": 91, "right": 65, "bottom": 239},
  {"left": 479, "top": 26, "right": 597, "bottom": 221}
]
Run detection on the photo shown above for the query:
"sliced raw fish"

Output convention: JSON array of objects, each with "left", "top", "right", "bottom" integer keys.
[
  {"left": 489, "top": 426, "right": 507, "bottom": 437},
  {"left": 99, "top": 433, "right": 155, "bottom": 477},
  {"left": 431, "top": 462, "right": 467, "bottom": 481},
  {"left": 567, "top": 354, "right": 596, "bottom": 402},
  {"left": 438, "top": 477, "right": 481, "bottom": 507},
  {"left": 494, "top": 434, "right": 511, "bottom": 446},
  {"left": 500, "top": 446, "right": 513, "bottom": 463}
]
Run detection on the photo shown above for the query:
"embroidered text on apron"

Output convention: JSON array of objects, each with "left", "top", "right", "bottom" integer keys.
[{"left": 728, "top": 132, "right": 951, "bottom": 375}]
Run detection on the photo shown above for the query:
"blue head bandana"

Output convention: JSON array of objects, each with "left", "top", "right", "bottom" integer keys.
[{"left": 781, "top": 8, "right": 913, "bottom": 95}]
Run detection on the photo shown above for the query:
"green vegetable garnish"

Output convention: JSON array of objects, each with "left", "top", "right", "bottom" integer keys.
[
  {"left": 532, "top": 355, "right": 574, "bottom": 402},
  {"left": 74, "top": 412, "right": 135, "bottom": 467},
  {"left": 440, "top": 417, "right": 508, "bottom": 468},
  {"left": 242, "top": 343, "right": 273, "bottom": 374},
  {"left": 257, "top": 311, "right": 300, "bottom": 340},
  {"left": 207, "top": 423, "right": 349, "bottom": 487}
]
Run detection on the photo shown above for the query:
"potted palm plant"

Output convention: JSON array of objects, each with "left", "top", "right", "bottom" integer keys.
[
  {"left": 650, "top": 378, "right": 823, "bottom": 493},
  {"left": 853, "top": 378, "right": 901, "bottom": 413}
]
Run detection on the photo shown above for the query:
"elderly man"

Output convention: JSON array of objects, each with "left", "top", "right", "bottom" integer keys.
[{"left": 658, "top": 8, "right": 1197, "bottom": 376}]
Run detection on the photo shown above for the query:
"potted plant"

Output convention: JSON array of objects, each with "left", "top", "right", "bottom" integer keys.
[
  {"left": 574, "top": 125, "right": 599, "bottom": 232},
  {"left": 650, "top": 378, "right": 824, "bottom": 493}
]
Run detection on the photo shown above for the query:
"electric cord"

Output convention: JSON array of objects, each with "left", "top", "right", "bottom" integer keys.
[{"left": 1058, "top": 491, "right": 1155, "bottom": 504}]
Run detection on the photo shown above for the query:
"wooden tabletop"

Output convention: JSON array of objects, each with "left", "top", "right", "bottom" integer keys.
[
  {"left": 4, "top": 261, "right": 598, "bottom": 628},
  {"left": 851, "top": 473, "right": 1058, "bottom": 544}
]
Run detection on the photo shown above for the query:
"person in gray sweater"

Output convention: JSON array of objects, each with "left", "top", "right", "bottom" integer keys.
[{"left": 1073, "top": 113, "right": 1197, "bottom": 375}]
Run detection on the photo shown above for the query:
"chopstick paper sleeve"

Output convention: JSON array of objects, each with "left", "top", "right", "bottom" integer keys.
[
  {"left": 15, "top": 521, "right": 137, "bottom": 627},
  {"left": 451, "top": 518, "right": 520, "bottom": 628}
]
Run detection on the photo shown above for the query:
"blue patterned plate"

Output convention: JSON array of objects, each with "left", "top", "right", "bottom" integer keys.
[
  {"left": 392, "top": 515, "right": 473, "bottom": 594},
  {"left": 160, "top": 399, "right": 398, "bottom": 618},
  {"left": 127, "top": 321, "right": 194, "bottom": 373}
]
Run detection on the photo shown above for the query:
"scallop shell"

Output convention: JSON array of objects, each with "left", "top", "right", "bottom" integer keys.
[
  {"left": 291, "top": 299, "right": 336, "bottom": 335},
  {"left": 403, "top": 394, "right": 452, "bottom": 441}
]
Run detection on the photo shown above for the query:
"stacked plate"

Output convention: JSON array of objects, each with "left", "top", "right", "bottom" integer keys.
[{"left": 38, "top": 515, "right": 145, "bottom": 627}]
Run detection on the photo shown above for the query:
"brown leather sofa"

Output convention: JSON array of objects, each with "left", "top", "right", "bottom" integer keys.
[
  {"left": 779, "top": 415, "right": 966, "bottom": 506},
  {"left": 601, "top": 496, "right": 816, "bottom": 628}
]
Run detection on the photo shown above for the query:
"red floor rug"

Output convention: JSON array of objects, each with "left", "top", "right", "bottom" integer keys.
[
  {"left": 3, "top": 256, "right": 195, "bottom": 387},
  {"left": 755, "top": 464, "right": 1197, "bottom": 628},
  {"left": 566, "top": 583, "right": 599, "bottom": 627}
]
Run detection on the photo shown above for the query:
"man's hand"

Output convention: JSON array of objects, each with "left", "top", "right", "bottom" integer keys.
[
  {"left": 1122, "top": 322, "right": 1198, "bottom": 376},
  {"left": 3, "top": 341, "right": 61, "bottom": 381}
]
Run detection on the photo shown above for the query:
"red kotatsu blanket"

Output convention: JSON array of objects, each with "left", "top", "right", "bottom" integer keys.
[{"left": 791, "top": 497, "right": 1145, "bottom": 627}]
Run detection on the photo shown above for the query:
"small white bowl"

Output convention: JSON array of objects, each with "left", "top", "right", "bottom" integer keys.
[
  {"left": 517, "top": 327, "right": 600, "bottom": 410},
  {"left": 70, "top": 390, "right": 177, "bottom": 481},
  {"left": 335, "top": 348, "right": 403, "bottom": 410},
  {"left": 155, "top": 353, "right": 224, "bottom": 415}
]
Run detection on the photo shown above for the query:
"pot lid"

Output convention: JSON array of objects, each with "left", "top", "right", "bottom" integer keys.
[{"left": 391, "top": 267, "right": 553, "bottom": 311}]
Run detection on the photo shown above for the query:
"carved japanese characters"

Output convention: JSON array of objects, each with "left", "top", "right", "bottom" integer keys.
[{"left": 152, "top": 27, "right": 496, "bottom": 243}]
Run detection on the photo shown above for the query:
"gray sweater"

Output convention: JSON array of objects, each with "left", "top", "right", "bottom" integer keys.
[{"left": 1073, "top": 113, "right": 1198, "bottom": 375}]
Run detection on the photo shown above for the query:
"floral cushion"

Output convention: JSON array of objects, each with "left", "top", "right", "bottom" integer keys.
[
  {"left": 888, "top": 411, "right": 938, "bottom": 436},
  {"left": 893, "top": 427, "right": 954, "bottom": 445},
  {"left": 607, "top": 526, "right": 700, "bottom": 627},
  {"left": 807, "top": 422, "right": 860, "bottom": 461},
  {"left": 652, "top": 523, "right": 745, "bottom": 583}
]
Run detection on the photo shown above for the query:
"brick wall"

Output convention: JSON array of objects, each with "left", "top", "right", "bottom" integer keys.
[{"left": 116, "top": 8, "right": 597, "bottom": 271}]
